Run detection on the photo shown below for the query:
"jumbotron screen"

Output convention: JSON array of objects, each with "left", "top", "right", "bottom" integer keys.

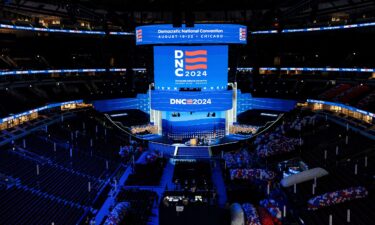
[
  {"left": 154, "top": 45, "right": 228, "bottom": 90},
  {"left": 136, "top": 24, "right": 247, "bottom": 45}
]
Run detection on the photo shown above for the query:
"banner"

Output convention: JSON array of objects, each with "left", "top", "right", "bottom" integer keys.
[
  {"left": 151, "top": 90, "right": 233, "bottom": 112},
  {"left": 136, "top": 24, "right": 247, "bottom": 45}
]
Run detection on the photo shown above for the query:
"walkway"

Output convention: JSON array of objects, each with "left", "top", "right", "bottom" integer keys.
[
  {"left": 211, "top": 159, "right": 228, "bottom": 207},
  {"left": 146, "top": 159, "right": 175, "bottom": 225},
  {"left": 94, "top": 152, "right": 147, "bottom": 224},
  {"left": 95, "top": 154, "right": 175, "bottom": 225}
]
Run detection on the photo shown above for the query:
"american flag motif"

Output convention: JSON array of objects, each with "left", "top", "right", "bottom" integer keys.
[
  {"left": 186, "top": 99, "right": 193, "bottom": 104},
  {"left": 239, "top": 27, "right": 247, "bottom": 41},
  {"left": 136, "top": 29, "right": 142, "bottom": 42},
  {"left": 184, "top": 50, "right": 208, "bottom": 70}
]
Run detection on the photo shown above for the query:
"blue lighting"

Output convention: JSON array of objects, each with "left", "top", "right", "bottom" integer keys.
[
  {"left": 237, "top": 91, "right": 297, "bottom": 114},
  {"left": 237, "top": 67, "right": 254, "bottom": 71},
  {"left": 109, "top": 31, "right": 134, "bottom": 35},
  {"left": 235, "top": 67, "right": 375, "bottom": 73},
  {"left": 260, "top": 67, "right": 278, "bottom": 71},
  {"left": 282, "top": 21, "right": 375, "bottom": 33},
  {"left": 92, "top": 94, "right": 150, "bottom": 114},
  {"left": 280, "top": 67, "right": 375, "bottom": 72},
  {"left": 0, "top": 24, "right": 107, "bottom": 35},
  {"left": 1, "top": 21, "right": 375, "bottom": 37},
  {"left": 0, "top": 67, "right": 374, "bottom": 77},
  {"left": 0, "top": 68, "right": 107, "bottom": 76},
  {"left": 109, "top": 68, "right": 127, "bottom": 72},
  {"left": 251, "top": 30, "right": 278, "bottom": 34},
  {"left": 252, "top": 21, "right": 375, "bottom": 35}
]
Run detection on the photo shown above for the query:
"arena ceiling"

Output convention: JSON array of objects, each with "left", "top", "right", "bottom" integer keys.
[
  {"left": 11, "top": 0, "right": 373, "bottom": 12},
  {"left": 1, "top": 0, "right": 375, "bottom": 27}
]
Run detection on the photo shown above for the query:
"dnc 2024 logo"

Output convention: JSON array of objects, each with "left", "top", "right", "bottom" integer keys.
[
  {"left": 170, "top": 98, "right": 212, "bottom": 105},
  {"left": 174, "top": 49, "right": 208, "bottom": 77}
]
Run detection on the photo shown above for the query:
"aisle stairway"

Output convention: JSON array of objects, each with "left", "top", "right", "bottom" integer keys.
[
  {"left": 211, "top": 159, "right": 228, "bottom": 207},
  {"left": 175, "top": 146, "right": 211, "bottom": 159}
]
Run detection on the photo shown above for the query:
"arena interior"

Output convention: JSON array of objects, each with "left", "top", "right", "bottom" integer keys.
[{"left": 0, "top": 0, "right": 375, "bottom": 225}]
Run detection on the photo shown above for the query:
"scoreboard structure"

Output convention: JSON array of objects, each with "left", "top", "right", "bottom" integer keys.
[
  {"left": 136, "top": 24, "right": 247, "bottom": 142},
  {"left": 136, "top": 24, "right": 247, "bottom": 45}
]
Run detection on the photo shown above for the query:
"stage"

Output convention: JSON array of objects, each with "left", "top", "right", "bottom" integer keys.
[
  {"left": 142, "top": 134, "right": 248, "bottom": 145},
  {"left": 92, "top": 23, "right": 297, "bottom": 156},
  {"left": 104, "top": 109, "right": 291, "bottom": 148}
]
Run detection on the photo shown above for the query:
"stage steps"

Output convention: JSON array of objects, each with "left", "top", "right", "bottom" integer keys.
[{"left": 175, "top": 146, "right": 211, "bottom": 159}]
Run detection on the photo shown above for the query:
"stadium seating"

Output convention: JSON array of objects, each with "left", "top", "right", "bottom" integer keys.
[
  {"left": 0, "top": 2, "right": 374, "bottom": 225},
  {"left": 0, "top": 109, "right": 147, "bottom": 224},
  {"left": 357, "top": 90, "right": 375, "bottom": 111},
  {"left": 319, "top": 84, "right": 352, "bottom": 100},
  {"left": 0, "top": 186, "right": 85, "bottom": 225},
  {"left": 334, "top": 84, "right": 371, "bottom": 103}
]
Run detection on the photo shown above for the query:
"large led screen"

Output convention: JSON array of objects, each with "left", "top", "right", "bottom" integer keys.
[
  {"left": 151, "top": 90, "right": 232, "bottom": 112},
  {"left": 154, "top": 45, "right": 228, "bottom": 90},
  {"left": 136, "top": 24, "right": 247, "bottom": 45}
]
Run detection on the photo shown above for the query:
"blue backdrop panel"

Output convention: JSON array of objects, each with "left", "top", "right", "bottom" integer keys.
[
  {"left": 91, "top": 94, "right": 149, "bottom": 113},
  {"left": 136, "top": 24, "right": 247, "bottom": 45},
  {"left": 237, "top": 91, "right": 297, "bottom": 114},
  {"left": 154, "top": 45, "right": 228, "bottom": 90},
  {"left": 151, "top": 90, "right": 232, "bottom": 112},
  {"left": 91, "top": 91, "right": 295, "bottom": 115}
]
